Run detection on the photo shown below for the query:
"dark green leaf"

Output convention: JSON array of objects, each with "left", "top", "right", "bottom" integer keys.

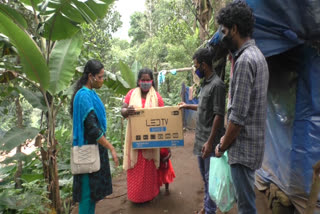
[
  {"left": 21, "top": 173, "right": 44, "bottom": 182},
  {"left": 40, "top": 0, "right": 115, "bottom": 40},
  {"left": 104, "top": 71, "right": 130, "bottom": 95},
  {"left": 42, "top": 13, "right": 80, "bottom": 41},
  {"left": 58, "top": 163, "right": 70, "bottom": 171},
  {"left": 48, "top": 32, "right": 83, "bottom": 94},
  {"left": 118, "top": 61, "right": 136, "bottom": 88},
  {"left": 0, "top": 13, "right": 49, "bottom": 89},
  {"left": 20, "top": 0, "right": 43, "bottom": 6},
  {"left": 0, "top": 152, "right": 28, "bottom": 164},
  {"left": 63, "top": 81, "right": 77, "bottom": 97},
  {"left": 0, "top": 165, "right": 15, "bottom": 175},
  {"left": 130, "top": 60, "right": 141, "bottom": 84},
  {"left": 72, "top": 0, "right": 97, "bottom": 24},
  {"left": 0, "top": 4, "right": 28, "bottom": 29},
  {"left": 60, "top": 3, "right": 85, "bottom": 23},
  {"left": 0, "top": 127, "right": 39, "bottom": 152},
  {"left": 0, "top": 192, "right": 18, "bottom": 209},
  {"left": 17, "top": 86, "right": 47, "bottom": 111},
  {"left": 86, "top": 0, "right": 113, "bottom": 19}
]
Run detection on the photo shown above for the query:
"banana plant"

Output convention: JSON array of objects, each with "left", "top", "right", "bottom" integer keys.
[
  {"left": 0, "top": 0, "right": 114, "bottom": 212},
  {"left": 105, "top": 60, "right": 142, "bottom": 95}
]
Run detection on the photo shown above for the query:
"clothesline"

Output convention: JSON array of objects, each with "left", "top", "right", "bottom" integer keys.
[
  {"left": 154, "top": 67, "right": 193, "bottom": 74},
  {"left": 156, "top": 67, "right": 194, "bottom": 86}
]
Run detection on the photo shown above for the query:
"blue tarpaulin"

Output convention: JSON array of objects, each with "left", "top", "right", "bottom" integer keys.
[
  {"left": 242, "top": 0, "right": 320, "bottom": 211},
  {"left": 183, "top": 86, "right": 198, "bottom": 129},
  {"left": 246, "top": 0, "right": 320, "bottom": 57}
]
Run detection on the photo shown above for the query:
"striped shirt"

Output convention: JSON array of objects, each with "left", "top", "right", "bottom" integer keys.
[{"left": 227, "top": 39, "right": 269, "bottom": 170}]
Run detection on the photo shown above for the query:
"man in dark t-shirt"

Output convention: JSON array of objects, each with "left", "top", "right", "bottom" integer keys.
[{"left": 179, "top": 48, "right": 225, "bottom": 214}]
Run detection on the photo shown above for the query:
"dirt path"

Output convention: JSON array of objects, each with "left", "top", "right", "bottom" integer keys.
[{"left": 72, "top": 130, "right": 272, "bottom": 214}]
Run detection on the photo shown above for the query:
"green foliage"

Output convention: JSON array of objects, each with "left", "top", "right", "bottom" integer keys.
[
  {"left": 123, "top": 0, "right": 201, "bottom": 104},
  {"left": 128, "top": 11, "right": 148, "bottom": 46},
  {"left": 0, "top": 4, "right": 28, "bottom": 29},
  {"left": 0, "top": 180, "right": 50, "bottom": 213},
  {"left": 0, "top": 86, "right": 35, "bottom": 136},
  {"left": 19, "top": 0, "right": 43, "bottom": 6},
  {"left": 1, "top": 152, "right": 28, "bottom": 165},
  {"left": 130, "top": 60, "right": 141, "bottom": 84},
  {"left": 0, "top": 156, "right": 51, "bottom": 213},
  {"left": 0, "top": 11, "right": 49, "bottom": 89},
  {"left": 17, "top": 86, "right": 46, "bottom": 111},
  {"left": 48, "top": 32, "right": 83, "bottom": 95},
  {"left": 79, "top": 5, "right": 122, "bottom": 71},
  {"left": 110, "top": 38, "right": 131, "bottom": 65},
  {"left": 126, "top": 0, "right": 200, "bottom": 71},
  {"left": 0, "top": 127, "right": 38, "bottom": 152},
  {"left": 139, "top": 37, "right": 167, "bottom": 68},
  {"left": 102, "top": 60, "right": 140, "bottom": 95},
  {"left": 159, "top": 71, "right": 193, "bottom": 106},
  {"left": 118, "top": 61, "right": 136, "bottom": 88},
  {"left": 104, "top": 70, "right": 130, "bottom": 95},
  {"left": 40, "top": 0, "right": 114, "bottom": 40}
]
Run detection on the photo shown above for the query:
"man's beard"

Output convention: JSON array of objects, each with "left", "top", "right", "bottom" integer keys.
[{"left": 222, "top": 34, "right": 237, "bottom": 53}]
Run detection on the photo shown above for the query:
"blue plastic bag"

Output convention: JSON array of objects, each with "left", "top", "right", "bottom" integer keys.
[{"left": 209, "top": 152, "right": 236, "bottom": 212}]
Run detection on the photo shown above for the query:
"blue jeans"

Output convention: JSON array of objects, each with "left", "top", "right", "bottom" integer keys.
[
  {"left": 230, "top": 164, "right": 256, "bottom": 214},
  {"left": 198, "top": 156, "right": 217, "bottom": 214},
  {"left": 79, "top": 174, "right": 95, "bottom": 214}
]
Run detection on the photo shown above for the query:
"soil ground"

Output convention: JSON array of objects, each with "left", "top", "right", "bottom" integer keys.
[{"left": 71, "top": 130, "right": 272, "bottom": 214}]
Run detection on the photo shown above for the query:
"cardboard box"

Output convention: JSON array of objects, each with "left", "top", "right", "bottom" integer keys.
[{"left": 129, "top": 106, "right": 184, "bottom": 149}]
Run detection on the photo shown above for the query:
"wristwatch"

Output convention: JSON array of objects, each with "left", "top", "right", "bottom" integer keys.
[{"left": 218, "top": 143, "right": 225, "bottom": 153}]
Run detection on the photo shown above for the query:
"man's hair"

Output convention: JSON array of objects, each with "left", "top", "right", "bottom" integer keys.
[
  {"left": 216, "top": 1, "right": 255, "bottom": 38},
  {"left": 192, "top": 48, "right": 213, "bottom": 67}
]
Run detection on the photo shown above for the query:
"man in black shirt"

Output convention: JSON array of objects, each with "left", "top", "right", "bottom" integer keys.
[{"left": 179, "top": 48, "right": 226, "bottom": 214}]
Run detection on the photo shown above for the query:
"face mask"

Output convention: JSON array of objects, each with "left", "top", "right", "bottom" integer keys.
[
  {"left": 139, "top": 80, "right": 153, "bottom": 92},
  {"left": 195, "top": 65, "right": 204, "bottom": 78}
]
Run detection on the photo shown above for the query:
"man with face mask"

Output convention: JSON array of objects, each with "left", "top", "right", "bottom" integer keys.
[
  {"left": 179, "top": 48, "right": 226, "bottom": 214},
  {"left": 215, "top": 2, "right": 269, "bottom": 214}
]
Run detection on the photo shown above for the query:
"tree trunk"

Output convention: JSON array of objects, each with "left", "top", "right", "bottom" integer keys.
[
  {"left": 48, "top": 139, "right": 61, "bottom": 213},
  {"left": 194, "top": 0, "right": 212, "bottom": 42},
  {"left": 47, "top": 111, "right": 61, "bottom": 213},
  {"left": 37, "top": 135, "right": 49, "bottom": 183},
  {"left": 14, "top": 97, "right": 23, "bottom": 189},
  {"left": 211, "top": 0, "right": 228, "bottom": 30},
  {"left": 154, "top": 66, "right": 158, "bottom": 91},
  {"left": 42, "top": 93, "right": 61, "bottom": 213}
]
